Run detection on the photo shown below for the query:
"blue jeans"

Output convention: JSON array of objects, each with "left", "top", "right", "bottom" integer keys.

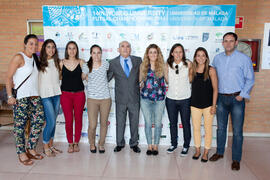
[
  {"left": 165, "top": 97, "right": 191, "bottom": 148},
  {"left": 42, "top": 95, "right": 60, "bottom": 144},
  {"left": 140, "top": 98, "right": 165, "bottom": 145},
  {"left": 216, "top": 94, "right": 245, "bottom": 162}
]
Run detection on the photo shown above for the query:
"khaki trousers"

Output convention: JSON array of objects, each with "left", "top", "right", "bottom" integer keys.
[
  {"left": 87, "top": 98, "right": 111, "bottom": 147},
  {"left": 191, "top": 106, "right": 214, "bottom": 149}
]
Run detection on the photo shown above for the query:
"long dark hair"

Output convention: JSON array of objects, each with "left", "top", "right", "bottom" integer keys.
[
  {"left": 167, "top": 43, "right": 187, "bottom": 69},
  {"left": 38, "top": 39, "right": 60, "bottom": 72},
  {"left": 87, "top": 44, "right": 102, "bottom": 73},
  {"left": 65, "top": 41, "right": 79, "bottom": 59},
  {"left": 191, "top": 47, "right": 210, "bottom": 82}
]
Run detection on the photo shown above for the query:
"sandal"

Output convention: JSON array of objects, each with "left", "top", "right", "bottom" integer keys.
[
  {"left": 18, "top": 154, "right": 33, "bottom": 166},
  {"left": 50, "top": 146, "right": 63, "bottom": 154},
  {"left": 67, "top": 144, "right": 74, "bottom": 153},
  {"left": 43, "top": 148, "right": 56, "bottom": 157},
  {"left": 26, "top": 149, "right": 44, "bottom": 160},
  {"left": 73, "top": 143, "right": 80, "bottom": 152}
]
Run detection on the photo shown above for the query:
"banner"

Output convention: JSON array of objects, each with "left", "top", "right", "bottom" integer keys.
[{"left": 43, "top": 5, "right": 236, "bottom": 146}]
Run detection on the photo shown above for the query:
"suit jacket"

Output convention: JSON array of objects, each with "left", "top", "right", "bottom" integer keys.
[{"left": 108, "top": 55, "right": 142, "bottom": 104}]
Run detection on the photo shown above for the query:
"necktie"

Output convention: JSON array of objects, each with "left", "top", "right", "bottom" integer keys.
[{"left": 124, "top": 59, "right": 130, "bottom": 77}]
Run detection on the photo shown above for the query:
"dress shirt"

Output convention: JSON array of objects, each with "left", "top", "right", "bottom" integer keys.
[
  {"left": 120, "top": 56, "right": 132, "bottom": 72},
  {"left": 212, "top": 49, "right": 254, "bottom": 99}
]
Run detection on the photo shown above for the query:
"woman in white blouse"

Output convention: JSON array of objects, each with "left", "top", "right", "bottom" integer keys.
[
  {"left": 38, "top": 39, "right": 62, "bottom": 157},
  {"left": 165, "top": 43, "right": 193, "bottom": 156},
  {"left": 82, "top": 44, "right": 111, "bottom": 153}
]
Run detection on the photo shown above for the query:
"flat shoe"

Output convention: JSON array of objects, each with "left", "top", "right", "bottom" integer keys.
[
  {"left": 43, "top": 148, "right": 56, "bottom": 157},
  {"left": 146, "top": 150, "right": 152, "bottom": 155},
  {"left": 50, "top": 146, "right": 63, "bottom": 154},
  {"left": 73, "top": 143, "right": 80, "bottom": 152},
  {"left": 26, "top": 150, "right": 44, "bottom": 160},
  {"left": 67, "top": 144, "right": 74, "bottom": 153},
  {"left": 152, "top": 150, "right": 159, "bottom": 156},
  {"left": 18, "top": 156, "right": 33, "bottom": 166},
  {"left": 192, "top": 153, "right": 201, "bottom": 160}
]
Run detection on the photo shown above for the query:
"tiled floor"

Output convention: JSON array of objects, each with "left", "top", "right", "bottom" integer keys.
[{"left": 0, "top": 130, "right": 269, "bottom": 180}]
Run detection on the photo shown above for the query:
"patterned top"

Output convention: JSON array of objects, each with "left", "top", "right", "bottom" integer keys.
[
  {"left": 141, "top": 68, "right": 166, "bottom": 101},
  {"left": 82, "top": 60, "right": 110, "bottom": 99}
]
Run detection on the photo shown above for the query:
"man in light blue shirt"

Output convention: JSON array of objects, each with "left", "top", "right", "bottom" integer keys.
[{"left": 209, "top": 32, "right": 255, "bottom": 171}]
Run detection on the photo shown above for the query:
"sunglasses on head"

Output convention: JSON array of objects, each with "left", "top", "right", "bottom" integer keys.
[{"left": 175, "top": 65, "right": 179, "bottom": 74}]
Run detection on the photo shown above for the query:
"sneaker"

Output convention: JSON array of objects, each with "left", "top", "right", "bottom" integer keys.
[
  {"left": 167, "top": 146, "right": 177, "bottom": 153},
  {"left": 180, "top": 147, "right": 189, "bottom": 157}
]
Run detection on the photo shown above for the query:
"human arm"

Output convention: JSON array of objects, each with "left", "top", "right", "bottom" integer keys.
[
  {"left": 164, "top": 63, "right": 169, "bottom": 84},
  {"left": 107, "top": 60, "right": 114, "bottom": 82},
  {"left": 238, "top": 57, "right": 255, "bottom": 100},
  {"left": 187, "top": 60, "right": 193, "bottom": 83},
  {"left": 209, "top": 67, "right": 218, "bottom": 114},
  {"left": 5, "top": 54, "right": 24, "bottom": 105},
  {"left": 81, "top": 60, "right": 88, "bottom": 81}
]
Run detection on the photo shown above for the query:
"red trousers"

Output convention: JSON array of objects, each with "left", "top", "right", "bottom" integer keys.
[{"left": 60, "top": 91, "right": 85, "bottom": 144}]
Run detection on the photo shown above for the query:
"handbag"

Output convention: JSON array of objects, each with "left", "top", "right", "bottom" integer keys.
[{"left": 12, "top": 58, "right": 35, "bottom": 98}]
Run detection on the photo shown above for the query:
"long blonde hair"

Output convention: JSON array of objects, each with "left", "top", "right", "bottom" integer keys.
[
  {"left": 140, "top": 44, "right": 165, "bottom": 81},
  {"left": 191, "top": 47, "right": 210, "bottom": 82}
]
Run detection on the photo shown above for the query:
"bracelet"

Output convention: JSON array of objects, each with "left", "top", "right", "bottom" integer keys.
[{"left": 8, "top": 95, "right": 13, "bottom": 99}]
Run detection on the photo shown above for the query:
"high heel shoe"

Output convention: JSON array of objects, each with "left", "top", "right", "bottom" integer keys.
[
  {"left": 98, "top": 146, "right": 105, "bottom": 153},
  {"left": 90, "top": 146, "right": 97, "bottom": 153},
  {"left": 201, "top": 153, "right": 209, "bottom": 163}
]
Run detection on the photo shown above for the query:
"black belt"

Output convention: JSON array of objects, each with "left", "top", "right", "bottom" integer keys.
[{"left": 219, "top": 91, "right": 240, "bottom": 96}]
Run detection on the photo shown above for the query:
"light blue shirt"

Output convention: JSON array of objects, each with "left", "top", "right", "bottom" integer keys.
[
  {"left": 120, "top": 56, "right": 133, "bottom": 72},
  {"left": 212, "top": 49, "right": 254, "bottom": 99}
]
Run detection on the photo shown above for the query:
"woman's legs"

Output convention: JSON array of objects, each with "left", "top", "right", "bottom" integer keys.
[
  {"left": 73, "top": 91, "right": 85, "bottom": 144},
  {"left": 87, "top": 98, "right": 99, "bottom": 149},
  {"left": 60, "top": 92, "right": 74, "bottom": 144},
  {"left": 98, "top": 98, "right": 112, "bottom": 148}
]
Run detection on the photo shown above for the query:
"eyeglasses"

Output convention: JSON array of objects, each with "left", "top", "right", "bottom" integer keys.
[{"left": 175, "top": 65, "right": 179, "bottom": 74}]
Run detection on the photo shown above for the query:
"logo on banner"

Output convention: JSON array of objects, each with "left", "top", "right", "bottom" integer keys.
[
  {"left": 152, "top": 124, "right": 164, "bottom": 128},
  {"left": 78, "top": 32, "right": 88, "bottom": 42},
  {"left": 81, "top": 48, "right": 90, "bottom": 52},
  {"left": 65, "top": 32, "right": 74, "bottom": 40},
  {"left": 172, "top": 35, "right": 184, "bottom": 40},
  {"left": 147, "top": 33, "right": 154, "bottom": 40},
  {"left": 185, "top": 35, "right": 199, "bottom": 40},
  {"left": 215, "top": 32, "right": 223, "bottom": 43},
  {"left": 160, "top": 33, "right": 167, "bottom": 41},
  {"left": 119, "top": 33, "right": 127, "bottom": 39},
  {"left": 102, "top": 48, "right": 113, "bottom": 52},
  {"left": 91, "top": 32, "right": 100, "bottom": 39},
  {"left": 202, "top": 33, "right": 209, "bottom": 42},
  {"left": 131, "top": 33, "right": 140, "bottom": 40},
  {"left": 107, "top": 33, "right": 112, "bottom": 39},
  {"left": 55, "top": 32, "right": 61, "bottom": 38}
]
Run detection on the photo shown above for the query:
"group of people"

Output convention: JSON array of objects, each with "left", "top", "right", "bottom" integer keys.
[{"left": 5, "top": 32, "right": 254, "bottom": 171}]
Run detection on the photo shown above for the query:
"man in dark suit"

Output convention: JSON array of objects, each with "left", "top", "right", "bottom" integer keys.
[{"left": 108, "top": 41, "right": 142, "bottom": 153}]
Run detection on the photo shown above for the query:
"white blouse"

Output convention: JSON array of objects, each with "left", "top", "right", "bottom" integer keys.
[
  {"left": 38, "top": 59, "right": 61, "bottom": 98},
  {"left": 166, "top": 61, "right": 191, "bottom": 100}
]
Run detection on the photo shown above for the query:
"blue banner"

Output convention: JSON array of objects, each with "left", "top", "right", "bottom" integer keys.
[{"left": 43, "top": 5, "right": 236, "bottom": 27}]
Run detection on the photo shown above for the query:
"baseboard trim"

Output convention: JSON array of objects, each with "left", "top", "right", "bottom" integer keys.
[{"left": 228, "top": 132, "right": 270, "bottom": 137}]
